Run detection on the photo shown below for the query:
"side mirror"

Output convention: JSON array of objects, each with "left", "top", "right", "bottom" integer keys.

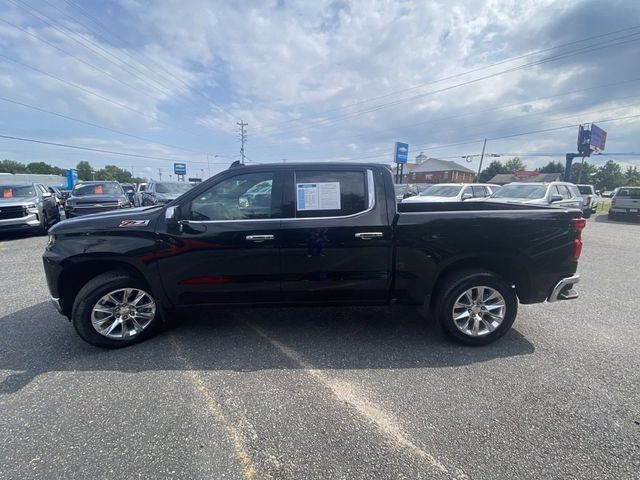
[
  {"left": 165, "top": 205, "right": 183, "bottom": 232},
  {"left": 42, "top": 192, "right": 52, "bottom": 198},
  {"left": 550, "top": 194, "right": 563, "bottom": 203},
  {"left": 462, "top": 192, "right": 473, "bottom": 200}
]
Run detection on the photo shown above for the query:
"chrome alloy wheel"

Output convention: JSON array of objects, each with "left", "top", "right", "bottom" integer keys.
[
  {"left": 451, "top": 286, "right": 506, "bottom": 337},
  {"left": 90, "top": 288, "right": 156, "bottom": 339}
]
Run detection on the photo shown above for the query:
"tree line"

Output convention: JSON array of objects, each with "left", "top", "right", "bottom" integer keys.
[
  {"left": 478, "top": 157, "right": 640, "bottom": 191},
  {"left": 0, "top": 159, "right": 145, "bottom": 184}
]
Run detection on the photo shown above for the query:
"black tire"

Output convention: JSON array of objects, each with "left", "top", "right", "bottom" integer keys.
[
  {"left": 434, "top": 269, "right": 518, "bottom": 346},
  {"left": 37, "top": 211, "right": 48, "bottom": 235},
  {"left": 583, "top": 210, "right": 591, "bottom": 219},
  {"left": 608, "top": 212, "right": 615, "bottom": 221},
  {"left": 71, "top": 271, "right": 162, "bottom": 348}
]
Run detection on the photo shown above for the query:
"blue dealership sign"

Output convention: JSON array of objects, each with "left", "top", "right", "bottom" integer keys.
[
  {"left": 174, "top": 162, "right": 187, "bottom": 175},
  {"left": 394, "top": 142, "right": 409, "bottom": 164}
]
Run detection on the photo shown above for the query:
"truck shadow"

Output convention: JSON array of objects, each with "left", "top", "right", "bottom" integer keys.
[{"left": 0, "top": 302, "right": 535, "bottom": 394}]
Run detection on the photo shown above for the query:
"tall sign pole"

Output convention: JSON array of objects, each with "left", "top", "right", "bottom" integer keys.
[{"left": 394, "top": 142, "right": 409, "bottom": 184}]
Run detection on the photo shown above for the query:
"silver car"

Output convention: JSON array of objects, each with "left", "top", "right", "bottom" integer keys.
[
  {"left": 0, "top": 183, "right": 61, "bottom": 234},
  {"left": 609, "top": 186, "right": 640, "bottom": 220},
  {"left": 487, "top": 182, "right": 583, "bottom": 210}
]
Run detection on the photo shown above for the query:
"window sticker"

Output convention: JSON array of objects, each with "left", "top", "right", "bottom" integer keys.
[
  {"left": 296, "top": 182, "right": 341, "bottom": 210},
  {"left": 94, "top": 185, "right": 104, "bottom": 194},
  {"left": 3, "top": 188, "right": 13, "bottom": 198}
]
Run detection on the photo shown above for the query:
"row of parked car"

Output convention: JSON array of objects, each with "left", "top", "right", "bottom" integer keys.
[
  {"left": 0, "top": 180, "right": 195, "bottom": 234},
  {"left": 396, "top": 181, "right": 602, "bottom": 218}
]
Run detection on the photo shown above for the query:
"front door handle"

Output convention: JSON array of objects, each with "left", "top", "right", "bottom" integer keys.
[
  {"left": 246, "top": 234, "right": 274, "bottom": 242},
  {"left": 354, "top": 232, "right": 383, "bottom": 240}
]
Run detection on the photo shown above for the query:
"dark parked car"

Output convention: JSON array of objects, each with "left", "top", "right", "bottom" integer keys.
[
  {"left": 44, "top": 163, "right": 584, "bottom": 348},
  {"left": 0, "top": 183, "right": 61, "bottom": 234},
  {"left": 139, "top": 181, "right": 194, "bottom": 206},
  {"left": 64, "top": 181, "right": 132, "bottom": 218}
]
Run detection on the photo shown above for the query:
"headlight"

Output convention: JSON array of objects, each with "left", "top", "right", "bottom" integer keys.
[
  {"left": 47, "top": 234, "right": 56, "bottom": 246},
  {"left": 26, "top": 203, "right": 38, "bottom": 213}
]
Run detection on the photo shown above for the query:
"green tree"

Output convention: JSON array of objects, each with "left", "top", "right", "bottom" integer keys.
[
  {"left": 26, "top": 161, "right": 66, "bottom": 175},
  {"left": 76, "top": 161, "right": 94, "bottom": 181},
  {"left": 503, "top": 157, "right": 526, "bottom": 173},
  {"left": 624, "top": 166, "right": 640, "bottom": 186},
  {"left": 0, "top": 159, "right": 28, "bottom": 173},
  {"left": 593, "top": 160, "right": 625, "bottom": 191},
  {"left": 570, "top": 161, "right": 598, "bottom": 184},
  {"left": 538, "top": 161, "right": 564, "bottom": 173},
  {"left": 478, "top": 160, "right": 509, "bottom": 183},
  {"left": 94, "top": 165, "right": 135, "bottom": 183}
]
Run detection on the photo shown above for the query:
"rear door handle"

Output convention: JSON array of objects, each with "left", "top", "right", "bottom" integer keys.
[
  {"left": 354, "top": 232, "right": 383, "bottom": 240},
  {"left": 246, "top": 234, "right": 274, "bottom": 242}
]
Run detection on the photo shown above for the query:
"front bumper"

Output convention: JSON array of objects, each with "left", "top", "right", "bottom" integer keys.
[
  {"left": 548, "top": 274, "right": 580, "bottom": 302},
  {"left": 0, "top": 213, "right": 40, "bottom": 232}
]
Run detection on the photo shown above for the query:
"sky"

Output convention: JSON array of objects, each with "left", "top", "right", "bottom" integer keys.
[{"left": 1, "top": 0, "right": 639, "bottom": 181}]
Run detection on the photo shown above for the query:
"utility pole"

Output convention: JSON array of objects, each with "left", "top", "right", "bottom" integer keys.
[
  {"left": 475, "top": 138, "right": 487, "bottom": 183},
  {"left": 237, "top": 120, "right": 248, "bottom": 165},
  {"left": 158, "top": 168, "right": 162, "bottom": 181}
]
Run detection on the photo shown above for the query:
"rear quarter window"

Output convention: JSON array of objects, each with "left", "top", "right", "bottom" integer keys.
[{"left": 295, "top": 170, "right": 367, "bottom": 218}]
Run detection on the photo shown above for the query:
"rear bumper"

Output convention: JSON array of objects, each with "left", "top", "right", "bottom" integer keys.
[
  {"left": 50, "top": 296, "right": 63, "bottom": 313},
  {"left": 548, "top": 274, "right": 580, "bottom": 302},
  {"left": 610, "top": 207, "right": 639, "bottom": 216}
]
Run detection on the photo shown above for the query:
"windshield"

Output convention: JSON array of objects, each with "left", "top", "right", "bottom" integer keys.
[
  {"left": 156, "top": 182, "right": 193, "bottom": 194},
  {"left": 492, "top": 184, "right": 547, "bottom": 199},
  {"left": 394, "top": 185, "right": 407, "bottom": 195},
  {"left": 616, "top": 187, "right": 640, "bottom": 199},
  {"left": 72, "top": 183, "right": 123, "bottom": 196},
  {"left": 577, "top": 186, "right": 593, "bottom": 194},
  {"left": 418, "top": 185, "right": 462, "bottom": 197},
  {"left": 0, "top": 185, "right": 36, "bottom": 198}
]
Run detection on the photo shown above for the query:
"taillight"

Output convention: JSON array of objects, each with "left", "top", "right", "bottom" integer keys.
[
  {"left": 611, "top": 197, "right": 616, "bottom": 206},
  {"left": 571, "top": 217, "right": 586, "bottom": 261}
]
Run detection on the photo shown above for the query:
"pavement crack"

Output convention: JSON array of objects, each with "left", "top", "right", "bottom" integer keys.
[{"left": 248, "top": 323, "right": 469, "bottom": 480}]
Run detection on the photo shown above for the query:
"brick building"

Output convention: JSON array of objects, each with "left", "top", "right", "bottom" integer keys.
[{"left": 405, "top": 155, "right": 476, "bottom": 184}]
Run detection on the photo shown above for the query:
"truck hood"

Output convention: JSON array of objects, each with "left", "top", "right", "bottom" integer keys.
[
  {"left": 67, "top": 194, "right": 125, "bottom": 204},
  {"left": 0, "top": 196, "right": 38, "bottom": 206},
  {"left": 50, "top": 206, "right": 164, "bottom": 234}
]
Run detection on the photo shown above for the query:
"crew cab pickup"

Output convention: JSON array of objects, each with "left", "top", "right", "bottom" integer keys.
[{"left": 43, "top": 163, "right": 584, "bottom": 348}]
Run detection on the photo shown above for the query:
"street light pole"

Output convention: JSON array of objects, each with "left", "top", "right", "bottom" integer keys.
[{"left": 475, "top": 138, "right": 487, "bottom": 183}]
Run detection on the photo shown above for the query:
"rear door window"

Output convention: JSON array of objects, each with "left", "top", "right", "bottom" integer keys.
[
  {"left": 472, "top": 186, "right": 487, "bottom": 198},
  {"left": 294, "top": 170, "right": 367, "bottom": 218}
]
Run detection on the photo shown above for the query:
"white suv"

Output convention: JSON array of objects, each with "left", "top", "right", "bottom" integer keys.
[{"left": 401, "top": 183, "right": 497, "bottom": 203}]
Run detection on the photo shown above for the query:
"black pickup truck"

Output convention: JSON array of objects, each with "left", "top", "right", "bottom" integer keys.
[{"left": 43, "top": 163, "right": 584, "bottom": 348}]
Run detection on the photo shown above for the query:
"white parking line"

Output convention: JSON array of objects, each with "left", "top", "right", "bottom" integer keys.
[{"left": 249, "top": 323, "right": 468, "bottom": 480}]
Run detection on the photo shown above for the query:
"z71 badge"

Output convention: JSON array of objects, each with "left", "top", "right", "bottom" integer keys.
[{"left": 119, "top": 219, "right": 150, "bottom": 227}]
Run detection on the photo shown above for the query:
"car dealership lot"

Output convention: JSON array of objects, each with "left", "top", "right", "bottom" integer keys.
[{"left": 0, "top": 215, "right": 638, "bottom": 479}]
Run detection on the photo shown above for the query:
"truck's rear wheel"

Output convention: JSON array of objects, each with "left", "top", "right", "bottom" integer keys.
[
  {"left": 435, "top": 270, "right": 517, "bottom": 346},
  {"left": 72, "top": 271, "right": 162, "bottom": 348}
]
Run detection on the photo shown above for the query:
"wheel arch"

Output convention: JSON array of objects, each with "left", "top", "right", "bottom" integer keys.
[
  {"left": 427, "top": 254, "right": 531, "bottom": 313},
  {"left": 57, "top": 257, "right": 161, "bottom": 317}
]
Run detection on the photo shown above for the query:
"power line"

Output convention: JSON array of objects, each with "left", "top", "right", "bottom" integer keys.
[
  {"left": 60, "top": 0, "right": 236, "bottom": 122},
  {"left": 0, "top": 133, "right": 233, "bottom": 165},
  {"left": 258, "top": 33, "right": 640, "bottom": 137},
  {"left": 263, "top": 24, "right": 640, "bottom": 130},
  {"left": 237, "top": 121, "right": 248, "bottom": 165},
  {"left": 8, "top": 0, "right": 175, "bottom": 98},
  {"left": 0, "top": 17, "right": 174, "bottom": 107},
  {"left": 0, "top": 95, "right": 209, "bottom": 155}
]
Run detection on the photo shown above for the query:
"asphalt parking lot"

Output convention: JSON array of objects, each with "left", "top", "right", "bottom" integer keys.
[{"left": 0, "top": 213, "right": 638, "bottom": 480}]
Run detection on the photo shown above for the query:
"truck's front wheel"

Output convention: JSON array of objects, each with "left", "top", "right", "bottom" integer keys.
[
  {"left": 72, "top": 272, "right": 162, "bottom": 348},
  {"left": 435, "top": 270, "right": 518, "bottom": 346}
]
